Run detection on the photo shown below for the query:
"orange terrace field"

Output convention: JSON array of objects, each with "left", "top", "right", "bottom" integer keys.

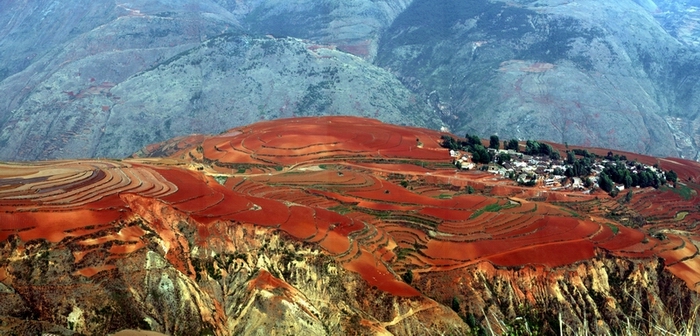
[{"left": 3, "top": 116, "right": 700, "bottom": 296}]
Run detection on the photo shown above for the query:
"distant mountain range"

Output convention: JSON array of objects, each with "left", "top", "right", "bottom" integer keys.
[{"left": 2, "top": 0, "right": 700, "bottom": 160}]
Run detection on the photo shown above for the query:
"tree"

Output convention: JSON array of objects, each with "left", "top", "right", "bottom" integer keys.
[
  {"left": 565, "top": 167, "right": 574, "bottom": 178},
  {"left": 401, "top": 269, "right": 413, "bottom": 284},
  {"left": 666, "top": 170, "right": 678, "bottom": 183},
  {"left": 525, "top": 140, "right": 541, "bottom": 155},
  {"left": 609, "top": 187, "right": 619, "bottom": 198},
  {"left": 549, "top": 150, "right": 561, "bottom": 160},
  {"left": 506, "top": 139, "right": 519, "bottom": 151},
  {"left": 572, "top": 148, "right": 596, "bottom": 158},
  {"left": 465, "top": 133, "right": 481, "bottom": 146},
  {"left": 451, "top": 296, "right": 460, "bottom": 313},
  {"left": 651, "top": 172, "right": 661, "bottom": 189},
  {"left": 637, "top": 171, "right": 650, "bottom": 188},
  {"left": 440, "top": 135, "right": 459, "bottom": 150},
  {"left": 524, "top": 140, "right": 557, "bottom": 158},
  {"left": 599, "top": 172, "right": 614, "bottom": 193},
  {"left": 566, "top": 151, "right": 575, "bottom": 164},
  {"left": 489, "top": 135, "right": 500, "bottom": 149},
  {"left": 497, "top": 152, "right": 511, "bottom": 164},
  {"left": 624, "top": 174, "right": 633, "bottom": 189},
  {"left": 541, "top": 143, "right": 552, "bottom": 157},
  {"left": 471, "top": 148, "right": 482, "bottom": 163},
  {"left": 583, "top": 177, "right": 592, "bottom": 188},
  {"left": 471, "top": 145, "right": 492, "bottom": 164},
  {"left": 569, "top": 158, "right": 592, "bottom": 177},
  {"left": 519, "top": 179, "right": 537, "bottom": 187}
]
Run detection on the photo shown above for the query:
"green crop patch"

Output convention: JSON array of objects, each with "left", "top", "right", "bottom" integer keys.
[{"left": 470, "top": 202, "right": 504, "bottom": 219}]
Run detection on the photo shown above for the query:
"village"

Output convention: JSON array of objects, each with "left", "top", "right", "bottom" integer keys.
[{"left": 447, "top": 139, "right": 674, "bottom": 195}]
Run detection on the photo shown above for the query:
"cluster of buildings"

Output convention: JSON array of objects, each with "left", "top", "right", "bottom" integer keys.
[{"left": 450, "top": 148, "right": 664, "bottom": 192}]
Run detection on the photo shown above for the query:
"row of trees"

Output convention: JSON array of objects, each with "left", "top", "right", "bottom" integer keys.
[
  {"left": 524, "top": 140, "right": 560, "bottom": 160},
  {"left": 492, "top": 135, "right": 562, "bottom": 160},
  {"left": 564, "top": 154, "right": 593, "bottom": 177},
  {"left": 563, "top": 148, "right": 678, "bottom": 187},
  {"left": 490, "top": 135, "right": 519, "bottom": 151},
  {"left": 449, "top": 134, "right": 641, "bottom": 167},
  {"left": 441, "top": 134, "right": 493, "bottom": 164},
  {"left": 601, "top": 163, "right": 677, "bottom": 189},
  {"left": 442, "top": 134, "right": 522, "bottom": 165},
  {"left": 444, "top": 134, "right": 554, "bottom": 157}
]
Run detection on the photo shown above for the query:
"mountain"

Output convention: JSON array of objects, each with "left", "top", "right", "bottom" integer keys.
[
  {"left": 652, "top": 0, "right": 700, "bottom": 46},
  {"left": 1, "top": 117, "right": 700, "bottom": 335},
  {"left": 222, "top": 0, "right": 414, "bottom": 60},
  {"left": 3, "top": 0, "right": 700, "bottom": 160},
  {"left": 0, "top": 0, "right": 437, "bottom": 161},
  {"left": 375, "top": 0, "right": 700, "bottom": 160},
  {"left": 0, "top": 32, "right": 437, "bottom": 160}
]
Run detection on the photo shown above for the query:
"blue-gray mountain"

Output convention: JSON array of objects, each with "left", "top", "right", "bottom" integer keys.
[
  {"left": 1, "top": 0, "right": 700, "bottom": 160},
  {"left": 0, "top": 0, "right": 432, "bottom": 160},
  {"left": 376, "top": 0, "right": 700, "bottom": 159}
]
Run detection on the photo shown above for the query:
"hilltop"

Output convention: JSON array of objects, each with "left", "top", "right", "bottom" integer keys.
[{"left": 1, "top": 117, "right": 699, "bottom": 335}]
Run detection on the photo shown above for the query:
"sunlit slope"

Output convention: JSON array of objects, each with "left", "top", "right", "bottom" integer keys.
[
  {"left": 3, "top": 116, "right": 699, "bottom": 298},
  {"left": 0, "top": 117, "right": 700, "bottom": 334}
]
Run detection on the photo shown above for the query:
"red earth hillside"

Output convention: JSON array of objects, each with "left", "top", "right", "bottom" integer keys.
[{"left": 2, "top": 116, "right": 700, "bottom": 334}]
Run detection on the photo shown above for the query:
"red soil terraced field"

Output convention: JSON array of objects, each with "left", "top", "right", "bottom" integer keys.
[
  {"left": 4, "top": 116, "right": 700, "bottom": 302},
  {"left": 135, "top": 116, "right": 453, "bottom": 171}
]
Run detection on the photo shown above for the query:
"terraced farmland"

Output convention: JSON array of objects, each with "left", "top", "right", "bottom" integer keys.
[{"left": 2, "top": 116, "right": 700, "bottom": 334}]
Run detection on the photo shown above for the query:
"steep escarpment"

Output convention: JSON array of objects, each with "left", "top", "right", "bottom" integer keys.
[
  {"left": 0, "top": 0, "right": 239, "bottom": 161},
  {"left": 0, "top": 200, "right": 467, "bottom": 335},
  {"left": 420, "top": 257, "right": 700, "bottom": 335},
  {"left": 0, "top": 0, "right": 119, "bottom": 82}
]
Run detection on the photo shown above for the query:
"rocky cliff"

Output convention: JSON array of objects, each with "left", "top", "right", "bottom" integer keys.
[
  {"left": 420, "top": 257, "right": 700, "bottom": 335},
  {"left": 0, "top": 218, "right": 465, "bottom": 335}
]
